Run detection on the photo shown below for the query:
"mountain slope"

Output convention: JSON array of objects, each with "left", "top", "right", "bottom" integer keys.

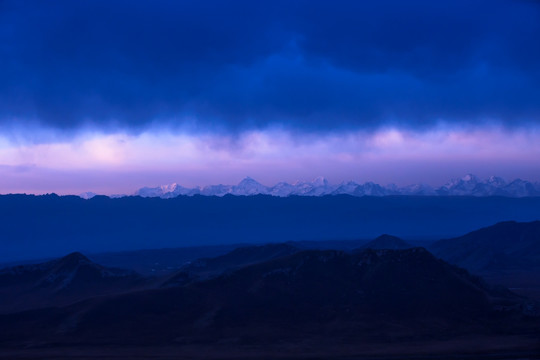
[
  {"left": 0, "top": 252, "right": 146, "bottom": 313},
  {"left": 232, "top": 176, "right": 269, "bottom": 195},
  {"left": 430, "top": 221, "right": 540, "bottom": 272},
  {"left": 0, "top": 248, "right": 532, "bottom": 349},
  {"left": 163, "top": 243, "right": 299, "bottom": 286},
  {"left": 429, "top": 221, "right": 540, "bottom": 299}
]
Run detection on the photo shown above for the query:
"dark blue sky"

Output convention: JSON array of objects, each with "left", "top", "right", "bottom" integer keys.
[
  {"left": 2, "top": 0, "right": 539, "bottom": 132},
  {"left": 0, "top": 0, "right": 539, "bottom": 194}
]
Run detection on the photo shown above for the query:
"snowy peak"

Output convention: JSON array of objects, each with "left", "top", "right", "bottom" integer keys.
[
  {"left": 233, "top": 177, "right": 269, "bottom": 196},
  {"left": 199, "top": 184, "right": 230, "bottom": 196},
  {"left": 79, "top": 192, "right": 97, "bottom": 200},
  {"left": 269, "top": 182, "right": 297, "bottom": 197},
  {"left": 160, "top": 183, "right": 178, "bottom": 193},
  {"left": 238, "top": 176, "right": 255, "bottom": 183},
  {"left": 353, "top": 182, "right": 391, "bottom": 196},
  {"left": 461, "top": 173, "right": 479, "bottom": 183},
  {"left": 311, "top": 176, "right": 329, "bottom": 187},
  {"left": 440, "top": 174, "right": 481, "bottom": 195},
  {"left": 288, "top": 177, "right": 337, "bottom": 196},
  {"left": 503, "top": 178, "right": 538, "bottom": 197},
  {"left": 444, "top": 173, "right": 479, "bottom": 187},
  {"left": 400, "top": 183, "right": 436, "bottom": 196},
  {"left": 487, "top": 176, "right": 506, "bottom": 187},
  {"left": 119, "top": 174, "right": 540, "bottom": 199},
  {"left": 135, "top": 183, "right": 197, "bottom": 198}
]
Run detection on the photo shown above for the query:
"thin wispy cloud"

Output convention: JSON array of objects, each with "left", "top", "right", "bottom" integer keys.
[{"left": 0, "top": 126, "right": 539, "bottom": 194}]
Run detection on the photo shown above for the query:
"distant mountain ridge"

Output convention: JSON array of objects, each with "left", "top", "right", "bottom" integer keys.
[{"left": 83, "top": 174, "right": 540, "bottom": 199}]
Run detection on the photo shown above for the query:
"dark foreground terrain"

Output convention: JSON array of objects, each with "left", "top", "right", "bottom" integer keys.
[
  {"left": 0, "top": 248, "right": 539, "bottom": 358},
  {"left": 0, "top": 221, "right": 539, "bottom": 359},
  {"left": 0, "top": 339, "right": 539, "bottom": 360}
]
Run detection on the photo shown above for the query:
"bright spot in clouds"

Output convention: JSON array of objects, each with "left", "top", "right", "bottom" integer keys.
[{"left": 0, "top": 125, "right": 539, "bottom": 195}]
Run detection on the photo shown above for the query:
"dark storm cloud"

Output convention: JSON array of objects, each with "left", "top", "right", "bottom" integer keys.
[{"left": 0, "top": 0, "right": 539, "bottom": 132}]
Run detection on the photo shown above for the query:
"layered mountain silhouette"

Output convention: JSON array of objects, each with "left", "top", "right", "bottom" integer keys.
[
  {"left": 0, "top": 248, "right": 534, "bottom": 351},
  {"left": 88, "top": 244, "right": 241, "bottom": 276},
  {"left": 163, "top": 243, "right": 299, "bottom": 286},
  {"left": 3, "top": 194, "right": 540, "bottom": 263},
  {"left": 0, "top": 252, "right": 146, "bottom": 313}
]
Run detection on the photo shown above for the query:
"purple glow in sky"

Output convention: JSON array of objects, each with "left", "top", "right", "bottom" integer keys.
[
  {"left": 1, "top": 125, "right": 539, "bottom": 195},
  {"left": 1, "top": 1, "right": 540, "bottom": 194}
]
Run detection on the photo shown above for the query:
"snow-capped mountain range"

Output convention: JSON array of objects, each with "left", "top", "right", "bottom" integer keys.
[{"left": 81, "top": 174, "right": 540, "bottom": 199}]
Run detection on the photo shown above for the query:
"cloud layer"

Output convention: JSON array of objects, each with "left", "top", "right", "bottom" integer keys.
[{"left": 1, "top": 0, "right": 539, "bottom": 133}]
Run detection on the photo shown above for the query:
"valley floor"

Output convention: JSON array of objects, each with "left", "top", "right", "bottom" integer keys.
[{"left": 1, "top": 335, "right": 539, "bottom": 360}]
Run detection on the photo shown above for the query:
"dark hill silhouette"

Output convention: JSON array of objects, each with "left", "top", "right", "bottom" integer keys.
[
  {"left": 0, "top": 252, "right": 147, "bottom": 313},
  {"left": 359, "top": 234, "right": 412, "bottom": 250},
  {"left": 163, "top": 243, "right": 299, "bottom": 286},
  {"left": 0, "top": 248, "right": 534, "bottom": 352},
  {"left": 88, "top": 244, "right": 241, "bottom": 276},
  {"left": 84, "top": 241, "right": 367, "bottom": 276},
  {"left": 430, "top": 221, "right": 540, "bottom": 272},
  {"left": 429, "top": 221, "right": 540, "bottom": 299}
]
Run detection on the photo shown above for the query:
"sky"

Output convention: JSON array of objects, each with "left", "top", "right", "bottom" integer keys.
[{"left": 1, "top": 0, "right": 539, "bottom": 194}]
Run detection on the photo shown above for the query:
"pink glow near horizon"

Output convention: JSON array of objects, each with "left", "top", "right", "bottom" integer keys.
[{"left": 0, "top": 126, "right": 539, "bottom": 195}]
